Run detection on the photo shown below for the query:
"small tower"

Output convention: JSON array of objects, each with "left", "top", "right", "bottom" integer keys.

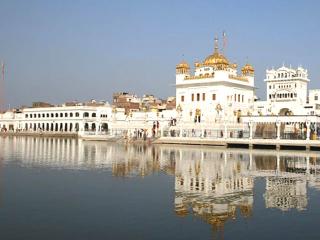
[
  {"left": 241, "top": 63, "right": 255, "bottom": 76},
  {"left": 176, "top": 60, "right": 190, "bottom": 74},
  {"left": 241, "top": 63, "right": 255, "bottom": 87},
  {"left": 176, "top": 60, "right": 190, "bottom": 84}
]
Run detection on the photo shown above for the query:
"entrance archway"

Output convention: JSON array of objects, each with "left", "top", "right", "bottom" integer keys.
[
  {"left": 195, "top": 109, "right": 201, "bottom": 123},
  {"left": 101, "top": 123, "right": 108, "bottom": 132}
]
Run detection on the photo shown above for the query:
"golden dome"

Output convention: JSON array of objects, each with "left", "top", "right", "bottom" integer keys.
[
  {"left": 203, "top": 37, "right": 229, "bottom": 68},
  {"left": 229, "top": 63, "right": 238, "bottom": 69},
  {"left": 241, "top": 63, "right": 255, "bottom": 75},
  {"left": 242, "top": 63, "right": 254, "bottom": 71},
  {"left": 176, "top": 60, "right": 190, "bottom": 69},
  {"left": 194, "top": 61, "right": 201, "bottom": 68},
  {"left": 203, "top": 52, "right": 229, "bottom": 66}
]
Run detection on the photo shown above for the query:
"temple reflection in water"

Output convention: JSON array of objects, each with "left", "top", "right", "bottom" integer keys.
[
  {"left": 174, "top": 149, "right": 253, "bottom": 231},
  {"left": 1, "top": 136, "right": 320, "bottom": 233}
]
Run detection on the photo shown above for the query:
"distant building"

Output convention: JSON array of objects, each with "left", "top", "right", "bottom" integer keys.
[
  {"left": 112, "top": 92, "right": 140, "bottom": 114},
  {"left": 32, "top": 102, "right": 54, "bottom": 108},
  {"left": 165, "top": 97, "right": 176, "bottom": 110}
]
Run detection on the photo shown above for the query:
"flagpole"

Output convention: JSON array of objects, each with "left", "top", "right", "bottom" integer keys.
[
  {"left": 0, "top": 61, "right": 4, "bottom": 112},
  {"left": 222, "top": 31, "right": 227, "bottom": 55}
]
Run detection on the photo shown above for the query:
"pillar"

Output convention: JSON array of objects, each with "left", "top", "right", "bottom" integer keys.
[
  {"left": 306, "top": 121, "right": 310, "bottom": 140},
  {"left": 306, "top": 156, "right": 310, "bottom": 175},
  {"left": 276, "top": 121, "right": 281, "bottom": 140},
  {"left": 276, "top": 153, "right": 280, "bottom": 173},
  {"left": 224, "top": 123, "right": 227, "bottom": 139},
  {"left": 95, "top": 122, "right": 99, "bottom": 135},
  {"left": 249, "top": 121, "right": 253, "bottom": 140}
]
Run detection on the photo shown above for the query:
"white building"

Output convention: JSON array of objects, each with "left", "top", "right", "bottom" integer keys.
[
  {"left": 175, "top": 37, "right": 255, "bottom": 123},
  {"left": 0, "top": 101, "right": 177, "bottom": 136},
  {"left": 255, "top": 66, "right": 310, "bottom": 115},
  {"left": 254, "top": 65, "right": 320, "bottom": 116},
  {"left": 0, "top": 103, "right": 112, "bottom": 133}
]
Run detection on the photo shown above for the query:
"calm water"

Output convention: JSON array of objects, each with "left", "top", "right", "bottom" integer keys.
[{"left": 0, "top": 136, "right": 320, "bottom": 240}]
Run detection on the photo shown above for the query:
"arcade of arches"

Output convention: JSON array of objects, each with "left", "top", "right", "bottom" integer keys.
[{"left": 22, "top": 122, "right": 108, "bottom": 132}]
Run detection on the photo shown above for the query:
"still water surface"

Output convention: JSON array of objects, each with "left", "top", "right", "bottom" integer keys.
[{"left": 0, "top": 136, "right": 320, "bottom": 240}]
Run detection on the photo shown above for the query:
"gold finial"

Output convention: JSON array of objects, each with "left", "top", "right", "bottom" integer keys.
[{"left": 214, "top": 35, "right": 219, "bottom": 53}]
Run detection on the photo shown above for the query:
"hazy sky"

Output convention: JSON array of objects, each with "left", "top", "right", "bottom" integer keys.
[{"left": 0, "top": 0, "right": 319, "bottom": 108}]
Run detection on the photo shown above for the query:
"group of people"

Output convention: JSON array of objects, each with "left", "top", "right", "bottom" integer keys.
[{"left": 132, "top": 121, "right": 160, "bottom": 141}]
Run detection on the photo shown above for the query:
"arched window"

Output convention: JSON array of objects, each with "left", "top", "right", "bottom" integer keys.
[
  {"left": 65, "top": 112, "right": 68, "bottom": 117},
  {"left": 70, "top": 112, "right": 73, "bottom": 117},
  {"left": 83, "top": 112, "right": 89, "bottom": 117},
  {"left": 60, "top": 113, "right": 63, "bottom": 117},
  {"left": 55, "top": 113, "right": 58, "bottom": 117},
  {"left": 76, "top": 112, "right": 80, "bottom": 117},
  {"left": 92, "top": 113, "right": 96, "bottom": 117}
]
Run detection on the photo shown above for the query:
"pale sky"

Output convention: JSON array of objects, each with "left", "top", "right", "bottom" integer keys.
[{"left": 0, "top": 0, "right": 319, "bottom": 107}]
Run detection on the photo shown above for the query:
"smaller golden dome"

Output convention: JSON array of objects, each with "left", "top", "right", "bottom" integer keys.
[
  {"left": 229, "top": 63, "right": 238, "bottom": 69},
  {"left": 242, "top": 63, "right": 254, "bottom": 75},
  {"left": 176, "top": 60, "right": 190, "bottom": 69},
  {"left": 242, "top": 63, "right": 254, "bottom": 72},
  {"left": 194, "top": 61, "right": 201, "bottom": 68}
]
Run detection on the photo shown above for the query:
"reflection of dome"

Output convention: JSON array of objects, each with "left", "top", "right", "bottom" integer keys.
[
  {"left": 203, "top": 52, "right": 229, "bottom": 67},
  {"left": 242, "top": 63, "right": 255, "bottom": 75},
  {"left": 175, "top": 208, "right": 189, "bottom": 217}
]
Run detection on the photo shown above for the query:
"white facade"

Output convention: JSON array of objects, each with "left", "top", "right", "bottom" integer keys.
[
  {"left": 260, "top": 66, "right": 309, "bottom": 115},
  {"left": 308, "top": 89, "right": 320, "bottom": 114},
  {"left": 0, "top": 102, "right": 177, "bottom": 135},
  {"left": 0, "top": 105, "right": 112, "bottom": 133},
  {"left": 254, "top": 65, "right": 320, "bottom": 116},
  {"left": 176, "top": 38, "right": 255, "bottom": 123}
]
